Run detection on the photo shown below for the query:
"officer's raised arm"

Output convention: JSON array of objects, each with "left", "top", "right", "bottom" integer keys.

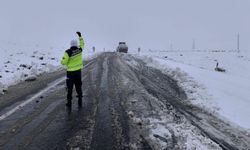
[{"left": 76, "top": 31, "right": 84, "bottom": 49}]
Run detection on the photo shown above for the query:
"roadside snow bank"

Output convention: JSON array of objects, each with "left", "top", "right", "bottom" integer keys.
[
  {"left": 0, "top": 43, "right": 98, "bottom": 94},
  {"left": 137, "top": 51, "right": 250, "bottom": 130},
  {"left": 0, "top": 51, "right": 60, "bottom": 94}
]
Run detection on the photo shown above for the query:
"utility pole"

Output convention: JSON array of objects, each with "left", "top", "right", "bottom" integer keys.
[
  {"left": 192, "top": 39, "right": 196, "bottom": 50},
  {"left": 170, "top": 42, "right": 173, "bottom": 51},
  {"left": 237, "top": 33, "right": 240, "bottom": 53}
]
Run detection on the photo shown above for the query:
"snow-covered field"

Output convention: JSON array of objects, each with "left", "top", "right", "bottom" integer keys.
[
  {"left": 0, "top": 41, "right": 96, "bottom": 94},
  {"left": 136, "top": 50, "right": 250, "bottom": 130}
]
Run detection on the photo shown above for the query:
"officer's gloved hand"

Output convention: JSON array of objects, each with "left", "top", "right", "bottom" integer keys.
[{"left": 76, "top": 32, "right": 82, "bottom": 37}]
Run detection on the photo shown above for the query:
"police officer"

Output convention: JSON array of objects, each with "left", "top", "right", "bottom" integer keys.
[{"left": 61, "top": 32, "right": 84, "bottom": 107}]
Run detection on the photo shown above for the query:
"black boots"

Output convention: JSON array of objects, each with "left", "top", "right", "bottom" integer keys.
[
  {"left": 78, "top": 98, "right": 82, "bottom": 108},
  {"left": 66, "top": 98, "right": 82, "bottom": 108},
  {"left": 66, "top": 100, "right": 72, "bottom": 107}
]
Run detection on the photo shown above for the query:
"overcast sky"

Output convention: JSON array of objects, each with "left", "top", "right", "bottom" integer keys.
[{"left": 0, "top": 0, "right": 250, "bottom": 51}]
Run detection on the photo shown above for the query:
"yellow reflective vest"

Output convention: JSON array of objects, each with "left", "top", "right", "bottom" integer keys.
[{"left": 61, "top": 37, "right": 84, "bottom": 71}]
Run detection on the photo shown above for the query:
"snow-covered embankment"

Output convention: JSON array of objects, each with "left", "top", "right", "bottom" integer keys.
[{"left": 137, "top": 50, "right": 250, "bottom": 131}]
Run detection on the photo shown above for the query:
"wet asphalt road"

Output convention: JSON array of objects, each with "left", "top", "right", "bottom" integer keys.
[{"left": 0, "top": 52, "right": 250, "bottom": 150}]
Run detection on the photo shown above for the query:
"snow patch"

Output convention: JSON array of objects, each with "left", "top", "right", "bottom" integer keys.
[{"left": 137, "top": 50, "right": 250, "bottom": 130}]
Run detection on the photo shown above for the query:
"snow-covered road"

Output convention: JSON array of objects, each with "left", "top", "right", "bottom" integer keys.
[{"left": 0, "top": 52, "right": 249, "bottom": 150}]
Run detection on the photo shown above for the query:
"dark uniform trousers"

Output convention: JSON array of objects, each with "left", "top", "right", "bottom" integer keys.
[{"left": 66, "top": 69, "right": 82, "bottom": 105}]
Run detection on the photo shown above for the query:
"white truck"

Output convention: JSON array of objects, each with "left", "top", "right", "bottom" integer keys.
[{"left": 116, "top": 42, "right": 128, "bottom": 53}]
